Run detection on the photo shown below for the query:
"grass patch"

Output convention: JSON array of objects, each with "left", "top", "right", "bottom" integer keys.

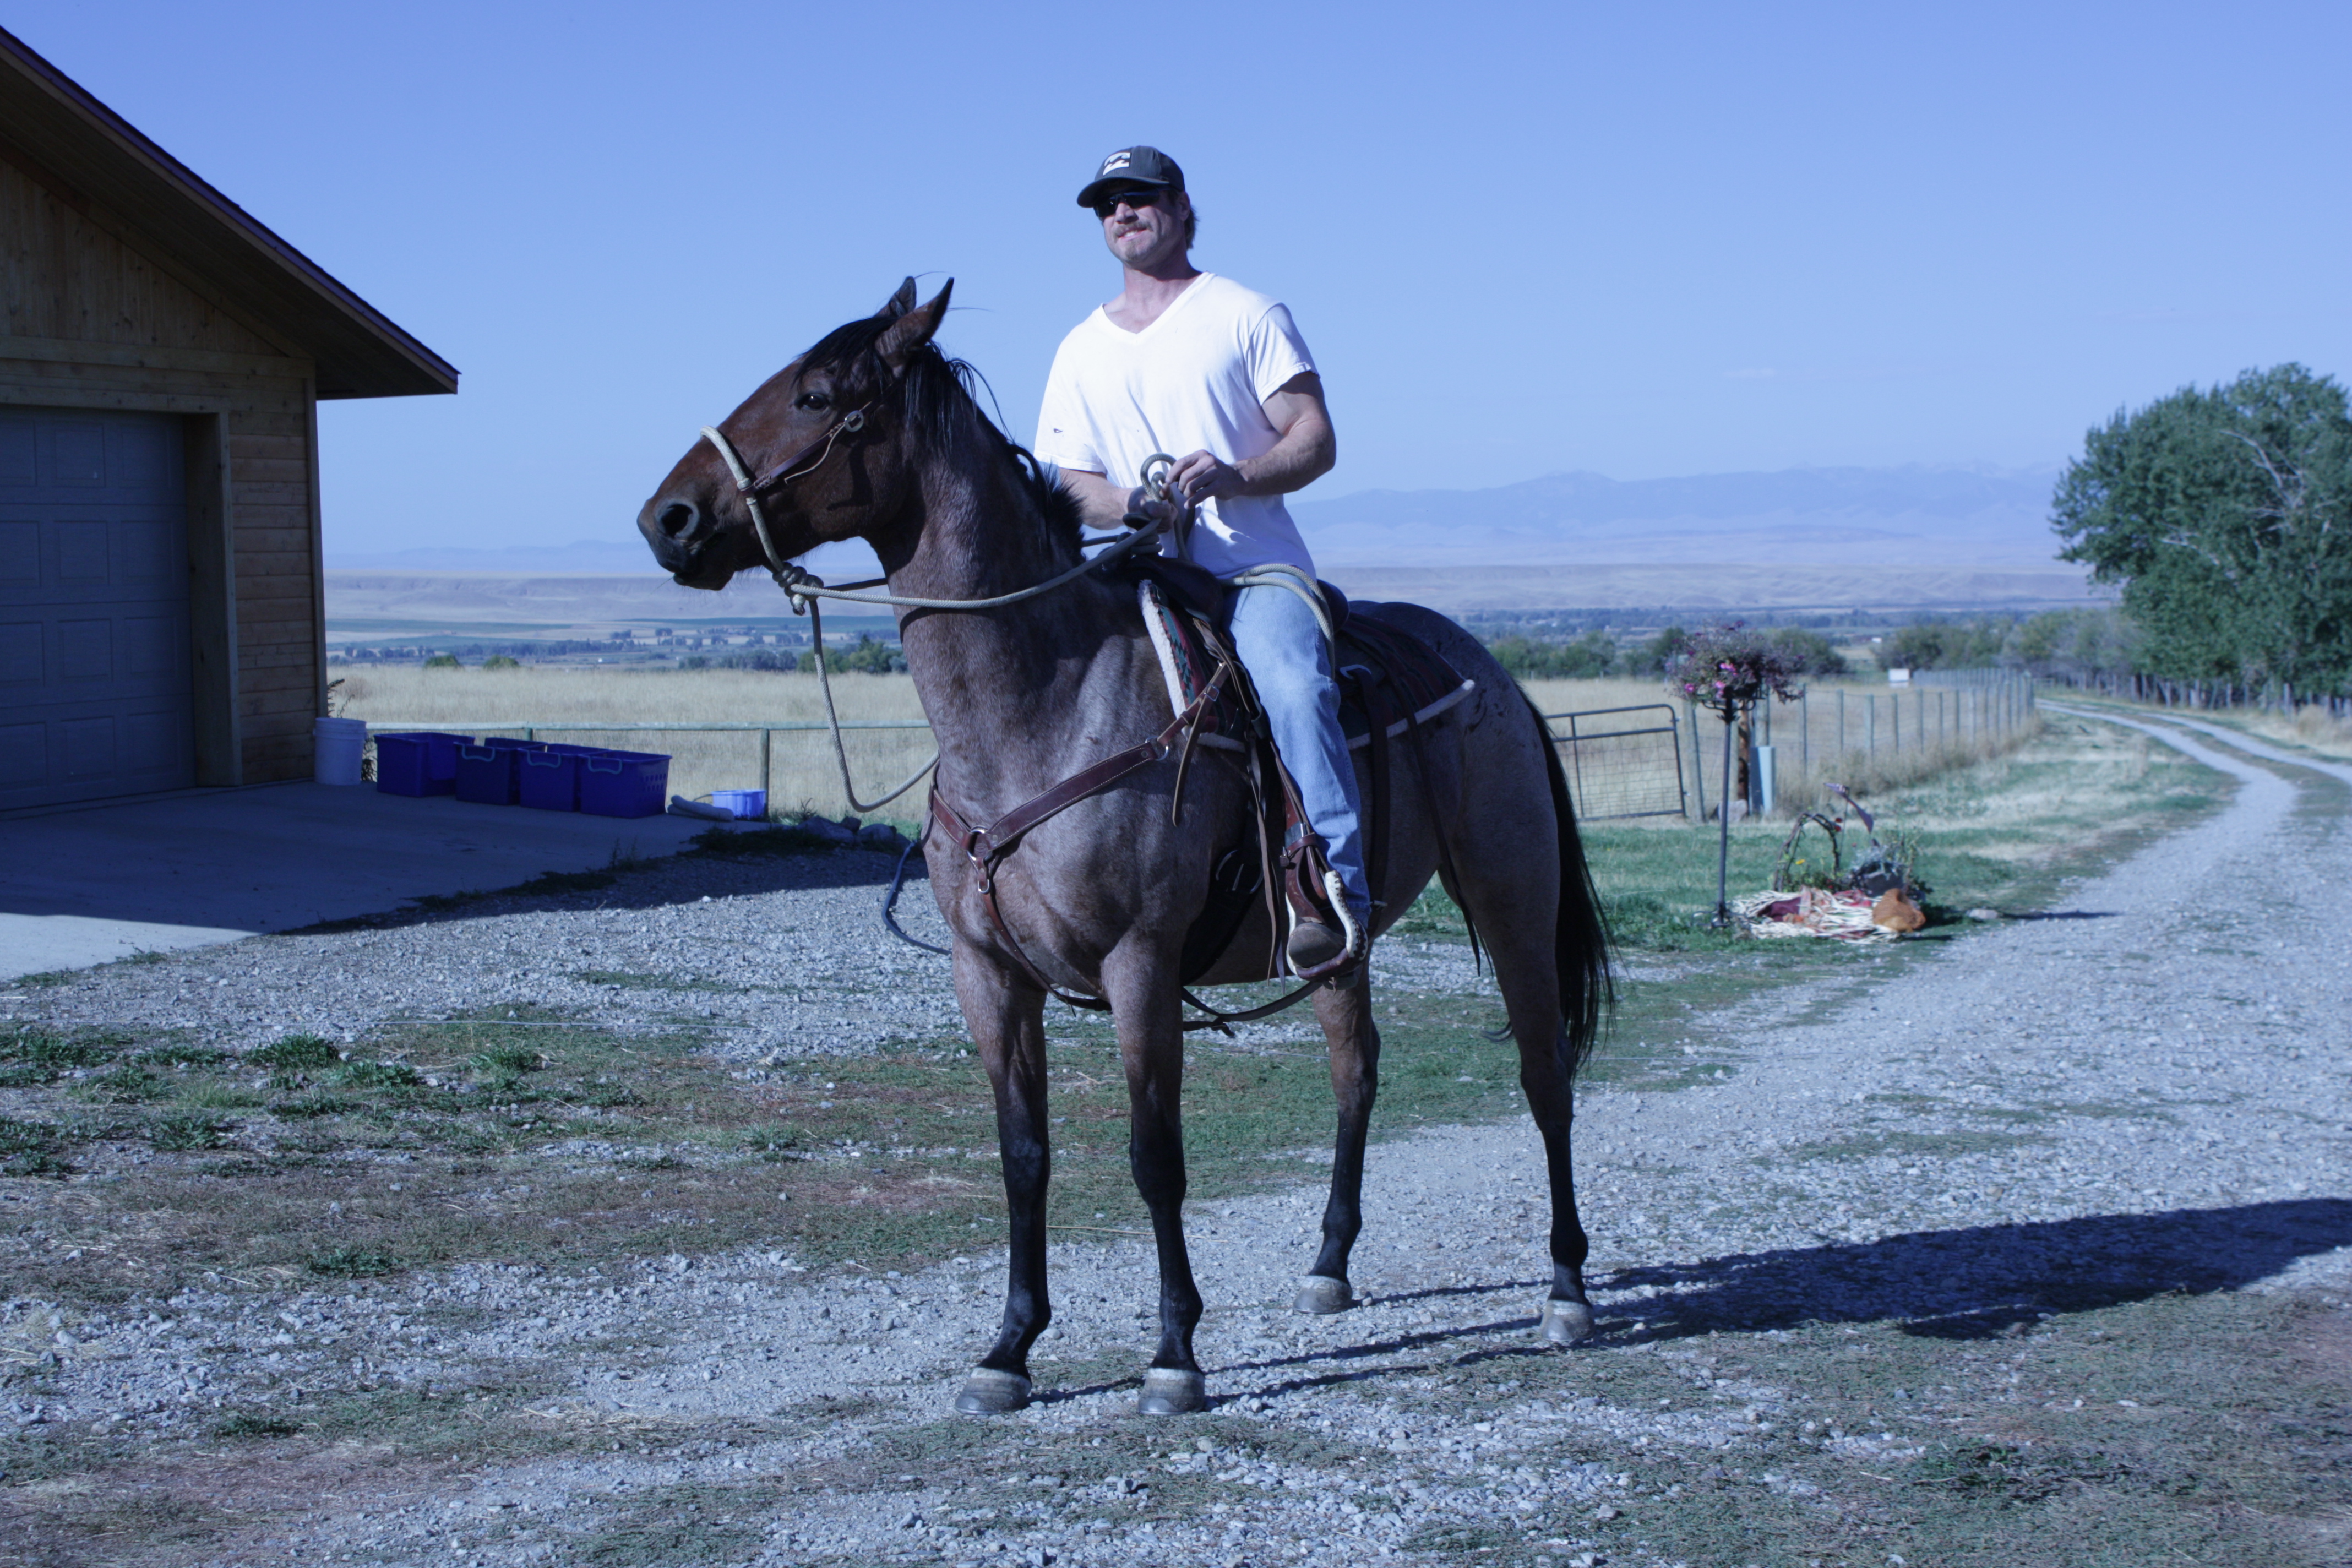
[
  {"left": 148, "top": 1112, "right": 230, "bottom": 1152},
  {"left": 1776, "top": 1128, "right": 2050, "bottom": 1164},
  {"left": 339, "top": 1059, "right": 422, "bottom": 1090},
  {"left": 0, "top": 1026, "right": 125, "bottom": 1086},
  {"left": 571, "top": 1482, "right": 773, "bottom": 1566},
  {"left": 249, "top": 1033, "right": 339, "bottom": 1072},
  {"left": 308, "top": 1245, "right": 401, "bottom": 1277}
]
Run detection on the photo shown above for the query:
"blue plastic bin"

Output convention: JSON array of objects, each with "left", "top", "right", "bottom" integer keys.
[
  {"left": 454, "top": 740, "right": 545, "bottom": 805},
  {"left": 373, "top": 731, "right": 472, "bottom": 797},
  {"left": 517, "top": 748, "right": 585, "bottom": 811},
  {"left": 579, "top": 749, "right": 671, "bottom": 818}
]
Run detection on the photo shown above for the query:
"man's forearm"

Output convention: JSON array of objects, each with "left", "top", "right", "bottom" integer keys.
[
  {"left": 1233, "top": 405, "right": 1335, "bottom": 498},
  {"left": 1057, "top": 469, "right": 1140, "bottom": 531}
]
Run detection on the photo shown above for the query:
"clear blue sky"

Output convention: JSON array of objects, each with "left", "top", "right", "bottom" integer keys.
[{"left": 14, "top": 2, "right": 2349, "bottom": 554}]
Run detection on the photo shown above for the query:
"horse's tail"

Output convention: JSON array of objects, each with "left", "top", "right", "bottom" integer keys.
[{"left": 1527, "top": 693, "right": 1613, "bottom": 1074}]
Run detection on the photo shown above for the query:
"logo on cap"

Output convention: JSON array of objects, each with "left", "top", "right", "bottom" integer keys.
[{"left": 1101, "top": 152, "right": 1131, "bottom": 174}]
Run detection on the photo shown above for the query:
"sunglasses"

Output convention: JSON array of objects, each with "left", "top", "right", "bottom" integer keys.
[{"left": 1092, "top": 187, "right": 1165, "bottom": 218}]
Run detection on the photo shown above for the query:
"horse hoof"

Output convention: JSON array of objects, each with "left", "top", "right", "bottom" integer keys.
[
  {"left": 1292, "top": 1274, "right": 1355, "bottom": 1315},
  {"left": 1136, "top": 1368, "right": 1207, "bottom": 1416},
  {"left": 1539, "top": 1298, "right": 1596, "bottom": 1346},
  {"left": 953, "top": 1368, "right": 1032, "bottom": 1414}
]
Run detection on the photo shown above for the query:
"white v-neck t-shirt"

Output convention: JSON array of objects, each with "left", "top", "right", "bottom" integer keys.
[{"left": 1034, "top": 272, "right": 1319, "bottom": 577}]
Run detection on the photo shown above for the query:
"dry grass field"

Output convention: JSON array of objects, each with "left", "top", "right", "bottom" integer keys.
[
  {"left": 340, "top": 665, "right": 2040, "bottom": 826},
  {"left": 2165, "top": 700, "right": 2352, "bottom": 760}
]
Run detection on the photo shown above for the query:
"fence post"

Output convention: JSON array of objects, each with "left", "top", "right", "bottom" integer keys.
[
  {"left": 1567, "top": 711, "right": 1588, "bottom": 816},
  {"left": 1800, "top": 689, "right": 1810, "bottom": 775},
  {"left": 761, "top": 728, "right": 772, "bottom": 802},
  {"left": 1670, "top": 707, "right": 1690, "bottom": 819},
  {"left": 1689, "top": 702, "right": 1707, "bottom": 824}
]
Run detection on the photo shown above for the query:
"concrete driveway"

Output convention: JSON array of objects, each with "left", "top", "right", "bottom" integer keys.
[{"left": 0, "top": 782, "right": 716, "bottom": 980}]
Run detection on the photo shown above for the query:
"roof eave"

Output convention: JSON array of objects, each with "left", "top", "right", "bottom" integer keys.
[{"left": 0, "top": 26, "right": 457, "bottom": 400}]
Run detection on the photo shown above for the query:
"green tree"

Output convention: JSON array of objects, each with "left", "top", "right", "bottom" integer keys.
[
  {"left": 1877, "top": 618, "right": 2007, "bottom": 672},
  {"left": 1484, "top": 630, "right": 1619, "bottom": 679},
  {"left": 2053, "top": 364, "right": 2352, "bottom": 694},
  {"left": 798, "top": 635, "right": 907, "bottom": 674},
  {"left": 1636, "top": 625, "right": 1687, "bottom": 676},
  {"left": 1765, "top": 626, "right": 1849, "bottom": 677}
]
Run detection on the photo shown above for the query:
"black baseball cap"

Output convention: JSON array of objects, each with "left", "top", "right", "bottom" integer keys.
[{"left": 1077, "top": 145, "right": 1185, "bottom": 208}]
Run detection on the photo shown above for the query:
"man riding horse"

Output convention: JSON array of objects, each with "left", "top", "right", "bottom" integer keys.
[{"left": 1036, "top": 145, "right": 1370, "bottom": 982}]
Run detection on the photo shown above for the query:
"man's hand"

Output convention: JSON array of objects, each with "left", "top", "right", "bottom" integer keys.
[
  {"left": 1172, "top": 374, "right": 1336, "bottom": 507},
  {"left": 1170, "top": 450, "right": 1240, "bottom": 507},
  {"left": 1058, "top": 469, "right": 1174, "bottom": 532}
]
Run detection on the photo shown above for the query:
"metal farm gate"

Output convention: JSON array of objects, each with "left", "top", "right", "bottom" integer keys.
[{"left": 1543, "top": 704, "right": 1687, "bottom": 821}]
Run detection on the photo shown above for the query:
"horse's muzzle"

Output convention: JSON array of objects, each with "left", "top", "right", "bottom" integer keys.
[{"left": 637, "top": 497, "right": 731, "bottom": 587}]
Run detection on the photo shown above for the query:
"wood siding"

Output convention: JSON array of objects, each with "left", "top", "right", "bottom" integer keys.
[{"left": 0, "top": 151, "right": 322, "bottom": 785}]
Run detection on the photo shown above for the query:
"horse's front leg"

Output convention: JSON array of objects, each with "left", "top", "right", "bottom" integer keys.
[
  {"left": 1104, "top": 949, "right": 1207, "bottom": 1414},
  {"left": 1295, "top": 970, "right": 1381, "bottom": 1314},
  {"left": 951, "top": 946, "right": 1054, "bottom": 1414}
]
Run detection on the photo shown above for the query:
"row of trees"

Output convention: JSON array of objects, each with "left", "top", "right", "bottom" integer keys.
[
  {"left": 1872, "top": 609, "right": 2137, "bottom": 679},
  {"left": 1485, "top": 624, "right": 1849, "bottom": 681},
  {"left": 676, "top": 635, "right": 910, "bottom": 674}
]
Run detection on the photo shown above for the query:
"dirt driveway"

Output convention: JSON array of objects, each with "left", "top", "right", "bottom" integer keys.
[{"left": 5, "top": 710, "right": 2347, "bottom": 1567}]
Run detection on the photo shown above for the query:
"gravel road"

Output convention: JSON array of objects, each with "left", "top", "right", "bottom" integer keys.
[{"left": 7, "top": 710, "right": 2347, "bottom": 1566}]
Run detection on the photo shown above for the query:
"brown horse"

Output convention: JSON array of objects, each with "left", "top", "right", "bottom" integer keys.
[{"left": 638, "top": 280, "right": 1609, "bottom": 1415}]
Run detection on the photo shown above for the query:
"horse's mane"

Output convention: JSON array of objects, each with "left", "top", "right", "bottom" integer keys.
[{"left": 798, "top": 311, "right": 1084, "bottom": 559}]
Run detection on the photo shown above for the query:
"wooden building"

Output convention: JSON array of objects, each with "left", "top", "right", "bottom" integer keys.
[{"left": 0, "top": 28, "right": 454, "bottom": 811}]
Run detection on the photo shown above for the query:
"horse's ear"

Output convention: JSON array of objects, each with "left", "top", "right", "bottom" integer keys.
[
  {"left": 876, "top": 277, "right": 918, "bottom": 321},
  {"left": 876, "top": 280, "right": 952, "bottom": 371}
]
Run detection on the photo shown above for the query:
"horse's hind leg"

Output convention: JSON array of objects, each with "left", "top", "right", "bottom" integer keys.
[
  {"left": 1481, "top": 909, "right": 1597, "bottom": 1344},
  {"left": 951, "top": 952, "right": 1054, "bottom": 1414},
  {"left": 1294, "top": 971, "right": 1381, "bottom": 1313}
]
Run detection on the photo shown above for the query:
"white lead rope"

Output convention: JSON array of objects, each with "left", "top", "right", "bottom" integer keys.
[{"left": 697, "top": 425, "right": 1185, "bottom": 816}]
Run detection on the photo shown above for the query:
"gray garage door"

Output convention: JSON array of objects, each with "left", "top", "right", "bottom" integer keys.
[{"left": 0, "top": 407, "right": 193, "bottom": 811}]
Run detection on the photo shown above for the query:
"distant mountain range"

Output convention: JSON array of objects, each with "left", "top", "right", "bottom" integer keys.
[
  {"left": 1287, "top": 463, "right": 2069, "bottom": 570},
  {"left": 329, "top": 464, "right": 2071, "bottom": 577},
  {"left": 322, "top": 463, "right": 2088, "bottom": 611}
]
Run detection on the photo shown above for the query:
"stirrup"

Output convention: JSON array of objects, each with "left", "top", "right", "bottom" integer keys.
[{"left": 1287, "top": 869, "right": 1365, "bottom": 983}]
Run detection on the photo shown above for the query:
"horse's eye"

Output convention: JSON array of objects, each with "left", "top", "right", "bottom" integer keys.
[{"left": 796, "top": 391, "right": 834, "bottom": 413}]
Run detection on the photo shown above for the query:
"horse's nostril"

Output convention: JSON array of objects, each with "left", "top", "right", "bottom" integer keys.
[{"left": 658, "top": 502, "right": 699, "bottom": 539}]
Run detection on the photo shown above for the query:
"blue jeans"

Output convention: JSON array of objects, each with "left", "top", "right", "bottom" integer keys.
[{"left": 1226, "top": 582, "right": 1370, "bottom": 916}]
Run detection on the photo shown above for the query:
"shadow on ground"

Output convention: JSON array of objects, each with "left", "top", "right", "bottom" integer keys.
[
  {"left": 1193, "top": 1200, "right": 2351, "bottom": 1401},
  {"left": 1603, "top": 1196, "right": 2351, "bottom": 1339}
]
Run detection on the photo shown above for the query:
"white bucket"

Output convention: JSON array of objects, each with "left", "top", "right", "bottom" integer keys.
[
  {"left": 315, "top": 716, "right": 368, "bottom": 786},
  {"left": 1750, "top": 743, "right": 1778, "bottom": 815}
]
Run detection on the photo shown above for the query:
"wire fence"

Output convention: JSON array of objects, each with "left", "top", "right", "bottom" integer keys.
[
  {"left": 365, "top": 708, "right": 1696, "bottom": 826},
  {"left": 1674, "top": 669, "right": 2040, "bottom": 818},
  {"left": 369, "top": 673, "right": 2034, "bottom": 825}
]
